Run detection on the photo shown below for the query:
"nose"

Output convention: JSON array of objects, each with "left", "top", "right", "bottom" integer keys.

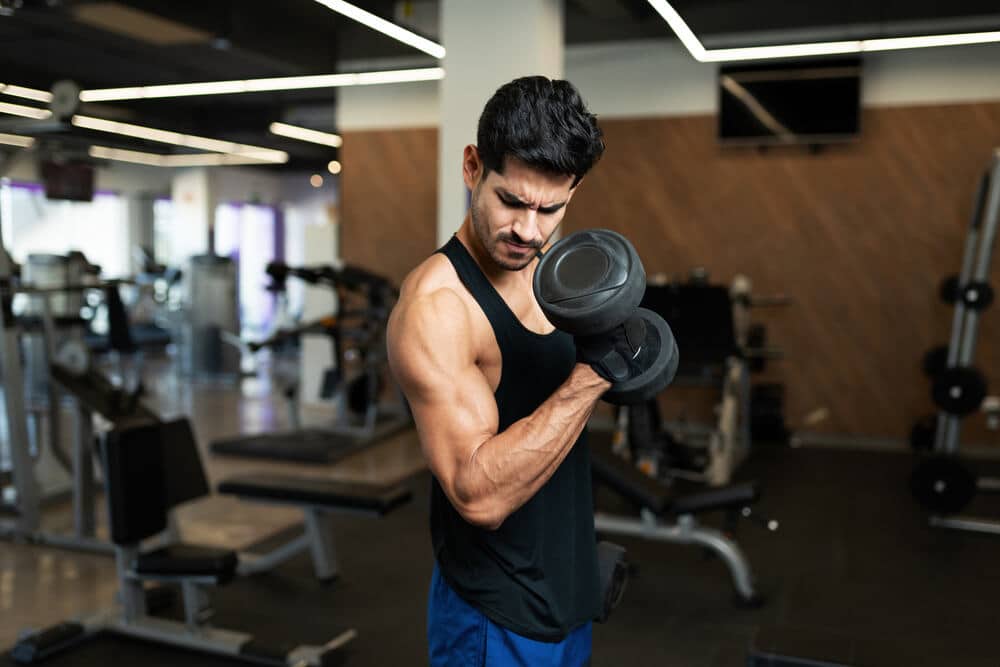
[{"left": 512, "top": 210, "right": 540, "bottom": 245}]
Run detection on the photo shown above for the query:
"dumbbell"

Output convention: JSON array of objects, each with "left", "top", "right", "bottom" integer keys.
[{"left": 533, "top": 229, "right": 679, "bottom": 404}]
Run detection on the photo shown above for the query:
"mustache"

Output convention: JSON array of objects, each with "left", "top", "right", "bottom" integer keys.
[{"left": 496, "top": 232, "right": 542, "bottom": 250}]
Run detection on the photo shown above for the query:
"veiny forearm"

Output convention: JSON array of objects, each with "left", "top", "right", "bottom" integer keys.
[{"left": 454, "top": 365, "right": 608, "bottom": 528}]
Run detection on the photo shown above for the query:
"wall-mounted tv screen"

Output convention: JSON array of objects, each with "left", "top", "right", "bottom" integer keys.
[
  {"left": 40, "top": 160, "right": 95, "bottom": 202},
  {"left": 718, "top": 58, "right": 862, "bottom": 146}
]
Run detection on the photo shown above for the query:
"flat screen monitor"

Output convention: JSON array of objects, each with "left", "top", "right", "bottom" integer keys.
[
  {"left": 718, "top": 58, "right": 862, "bottom": 145},
  {"left": 40, "top": 161, "right": 95, "bottom": 202}
]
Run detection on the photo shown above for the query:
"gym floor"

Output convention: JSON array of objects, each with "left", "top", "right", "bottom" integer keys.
[{"left": 3, "top": 364, "right": 1000, "bottom": 666}]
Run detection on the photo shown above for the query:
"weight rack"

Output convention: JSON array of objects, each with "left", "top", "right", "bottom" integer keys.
[{"left": 912, "top": 149, "right": 1000, "bottom": 534}]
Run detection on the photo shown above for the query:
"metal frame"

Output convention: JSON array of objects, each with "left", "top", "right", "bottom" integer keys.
[
  {"left": 0, "top": 269, "right": 112, "bottom": 553},
  {"left": 236, "top": 505, "right": 340, "bottom": 581},
  {"left": 595, "top": 509, "right": 759, "bottom": 602},
  {"left": 24, "top": 540, "right": 357, "bottom": 666},
  {"left": 928, "top": 150, "right": 1000, "bottom": 534}
]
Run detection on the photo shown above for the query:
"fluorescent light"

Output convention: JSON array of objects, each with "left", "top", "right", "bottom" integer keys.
[
  {"left": 0, "top": 133, "right": 34, "bottom": 148},
  {"left": 88, "top": 145, "right": 279, "bottom": 167},
  {"left": 645, "top": 0, "right": 707, "bottom": 60},
  {"left": 79, "top": 67, "right": 445, "bottom": 102},
  {"left": 327, "top": 160, "right": 342, "bottom": 175},
  {"left": 311, "top": 0, "right": 445, "bottom": 59},
  {"left": 269, "top": 122, "right": 343, "bottom": 148},
  {"left": 700, "top": 41, "right": 865, "bottom": 63},
  {"left": 646, "top": 0, "right": 1000, "bottom": 62},
  {"left": 862, "top": 31, "right": 1000, "bottom": 52},
  {"left": 0, "top": 101, "right": 52, "bottom": 120},
  {"left": 0, "top": 83, "right": 53, "bottom": 103},
  {"left": 88, "top": 146, "right": 164, "bottom": 166},
  {"left": 72, "top": 115, "right": 288, "bottom": 163}
]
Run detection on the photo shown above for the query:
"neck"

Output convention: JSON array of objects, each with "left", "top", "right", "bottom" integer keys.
[{"left": 455, "top": 216, "right": 535, "bottom": 292}]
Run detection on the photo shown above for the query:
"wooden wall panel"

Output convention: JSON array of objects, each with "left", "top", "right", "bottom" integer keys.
[
  {"left": 339, "top": 127, "right": 438, "bottom": 286},
  {"left": 565, "top": 104, "right": 1000, "bottom": 440},
  {"left": 339, "top": 105, "right": 1000, "bottom": 441}
]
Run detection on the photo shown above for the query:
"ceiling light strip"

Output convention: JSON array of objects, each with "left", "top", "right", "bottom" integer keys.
[
  {"left": 0, "top": 132, "right": 35, "bottom": 148},
  {"left": 0, "top": 101, "right": 52, "bottom": 120},
  {"left": 646, "top": 0, "right": 1000, "bottom": 62},
  {"left": 78, "top": 67, "right": 445, "bottom": 102},
  {"left": 89, "top": 145, "right": 275, "bottom": 167},
  {"left": 269, "top": 122, "right": 343, "bottom": 148},
  {"left": 88, "top": 146, "right": 165, "bottom": 166},
  {"left": 72, "top": 115, "right": 288, "bottom": 163},
  {"left": 0, "top": 83, "right": 53, "bottom": 103},
  {"left": 311, "top": 0, "right": 445, "bottom": 59}
]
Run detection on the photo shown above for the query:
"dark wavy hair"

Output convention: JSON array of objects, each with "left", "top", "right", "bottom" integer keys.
[{"left": 477, "top": 76, "right": 604, "bottom": 188}]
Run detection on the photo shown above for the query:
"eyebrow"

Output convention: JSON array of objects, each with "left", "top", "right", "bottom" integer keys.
[{"left": 496, "top": 188, "right": 567, "bottom": 214}]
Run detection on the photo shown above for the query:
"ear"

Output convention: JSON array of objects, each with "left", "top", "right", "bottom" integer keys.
[{"left": 462, "top": 145, "right": 484, "bottom": 191}]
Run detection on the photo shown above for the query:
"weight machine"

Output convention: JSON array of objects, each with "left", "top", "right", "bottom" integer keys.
[
  {"left": 210, "top": 260, "right": 410, "bottom": 463},
  {"left": 616, "top": 273, "right": 787, "bottom": 487}
]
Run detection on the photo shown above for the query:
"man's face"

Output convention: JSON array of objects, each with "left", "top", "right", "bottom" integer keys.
[{"left": 464, "top": 149, "right": 577, "bottom": 272}]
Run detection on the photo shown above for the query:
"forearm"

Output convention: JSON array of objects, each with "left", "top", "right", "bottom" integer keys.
[{"left": 455, "top": 364, "right": 608, "bottom": 528}]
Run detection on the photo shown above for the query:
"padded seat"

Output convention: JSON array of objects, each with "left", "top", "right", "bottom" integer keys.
[
  {"left": 136, "top": 544, "right": 238, "bottom": 584},
  {"left": 217, "top": 474, "right": 412, "bottom": 514},
  {"left": 591, "top": 441, "right": 671, "bottom": 515},
  {"left": 669, "top": 482, "right": 758, "bottom": 516}
]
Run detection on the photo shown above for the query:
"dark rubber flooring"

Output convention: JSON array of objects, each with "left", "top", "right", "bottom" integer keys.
[{"left": 7, "top": 443, "right": 1000, "bottom": 666}]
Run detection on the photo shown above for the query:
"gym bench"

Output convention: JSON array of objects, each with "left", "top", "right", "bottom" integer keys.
[
  {"left": 591, "top": 436, "right": 771, "bottom": 605},
  {"left": 217, "top": 473, "right": 412, "bottom": 581},
  {"left": 13, "top": 419, "right": 356, "bottom": 666}
]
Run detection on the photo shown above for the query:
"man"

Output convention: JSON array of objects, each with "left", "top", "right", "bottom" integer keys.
[{"left": 387, "top": 76, "right": 608, "bottom": 666}]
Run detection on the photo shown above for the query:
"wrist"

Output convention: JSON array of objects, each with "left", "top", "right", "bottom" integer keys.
[{"left": 572, "top": 362, "right": 613, "bottom": 391}]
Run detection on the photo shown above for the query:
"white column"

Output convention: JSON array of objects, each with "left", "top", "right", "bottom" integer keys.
[
  {"left": 169, "top": 168, "right": 213, "bottom": 260},
  {"left": 437, "top": 0, "right": 564, "bottom": 244}
]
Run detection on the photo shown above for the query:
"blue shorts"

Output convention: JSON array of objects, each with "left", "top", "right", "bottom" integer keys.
[{"left": 427, "top": 564, "right": 592, "bottom": 667}]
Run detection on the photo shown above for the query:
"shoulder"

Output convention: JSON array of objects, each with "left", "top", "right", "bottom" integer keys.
[
  {"left": 388, "top": 254, "right": 475, "bottom": 376},
  {"left": 398, "top": 252, "right": 461, "bottom": 301}
]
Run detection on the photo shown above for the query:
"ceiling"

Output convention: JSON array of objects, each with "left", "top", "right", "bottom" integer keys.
[{"left": 1, "top": 0, "right": 998, "bottom": 172}]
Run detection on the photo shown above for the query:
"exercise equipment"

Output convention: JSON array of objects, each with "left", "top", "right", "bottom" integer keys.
[
  {"left": 533, "top": 229, "right": 678, "bottom": 404},
  {"left": 910, "top": 151, "right": 1000, "bottom": 532},
  {"left": 621, "top": 273, "right": 788, "bottom": 486},
  {"left": 0, "top": 246, "right": 143, "bottom": 553},
  {"left": 176, "top": 254, "right": 240, "bottom": 379},
  {"left": 590, "top": 431, "right": 773, "bottom": 606},
  {"left": 210, "top": 261, "right": 410, "bottom": 464},
  {"left": 11, "top": 419, "right": 356, "bottom": 665},
  {"left": 217, "top": 473, "right": 411, "bottom": 580}
]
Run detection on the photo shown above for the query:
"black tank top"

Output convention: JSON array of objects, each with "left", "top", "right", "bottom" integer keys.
[{"left": 430, "top": 236, "right": 600, "bottom": 641}]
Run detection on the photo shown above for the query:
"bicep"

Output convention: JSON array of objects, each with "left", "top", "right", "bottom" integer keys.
[{"left": 388, "top": 291, "right": 499, "bottom": 497}]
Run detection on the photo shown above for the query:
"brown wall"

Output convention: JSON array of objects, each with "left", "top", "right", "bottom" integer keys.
[
  {"left": 339, "top": 127, "right": 439, "bottom": 286},
  {"left": 339, "top": 103, "right": 1000, "bottom": 441}
]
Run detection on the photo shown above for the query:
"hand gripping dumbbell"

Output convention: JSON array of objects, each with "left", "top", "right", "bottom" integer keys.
[{"left": 533, "top": 229, "right": 679, "bottom": 404}]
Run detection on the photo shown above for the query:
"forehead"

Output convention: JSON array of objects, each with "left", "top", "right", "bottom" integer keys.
[{"left": 486, "top": 156, "right": 574, "bottom": 200}]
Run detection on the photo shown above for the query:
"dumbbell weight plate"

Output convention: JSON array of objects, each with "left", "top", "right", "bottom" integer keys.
[
  {"left": 910, "top": 455, "right": 977, "bottom": 514},
  {"left": 921, "top": 345, "right": 949, "bottom": 379},
  {"left": 931, "top": 366, "right": 988, "bottom": 416},
  {"left": 533, "top": 229, "right": 646, "bottom": 336},
  {"left": 603, "top": 308, "right": 679, "bottom": 405}
]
